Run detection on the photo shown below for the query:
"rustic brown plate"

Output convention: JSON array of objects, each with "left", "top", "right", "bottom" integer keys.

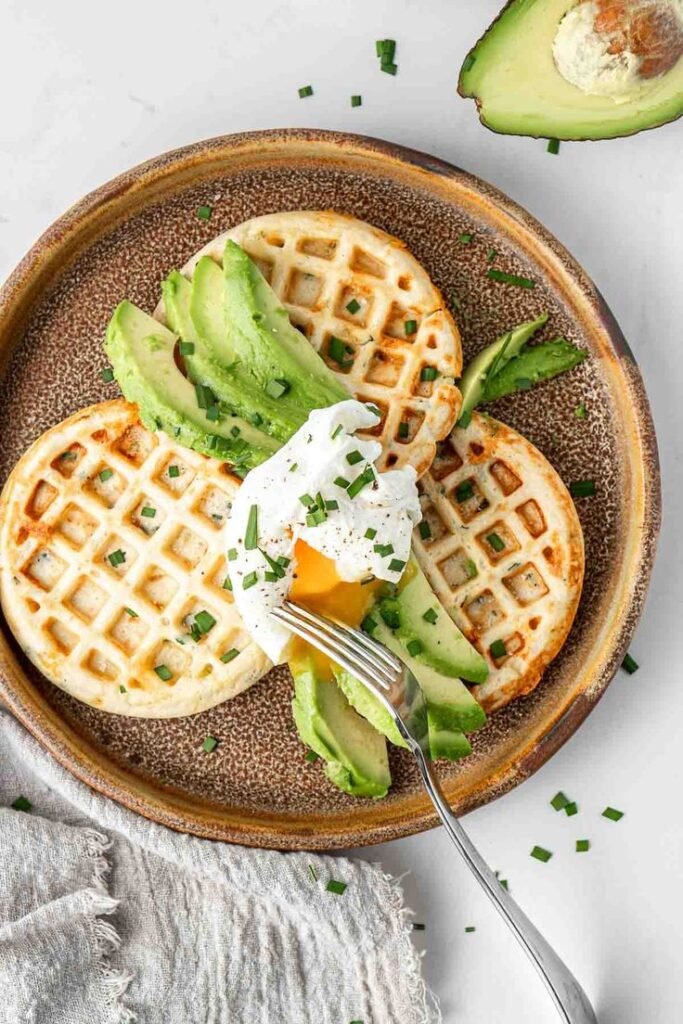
[{"left": 0, "top": 129, "right": 660, "bottom": 849}]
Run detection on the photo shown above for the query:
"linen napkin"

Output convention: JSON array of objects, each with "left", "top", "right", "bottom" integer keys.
[{"left": 0, "top": 710, "right": 440, "bottom": 1024}]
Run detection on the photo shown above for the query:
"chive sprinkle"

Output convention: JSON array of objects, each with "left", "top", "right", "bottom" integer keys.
[
  {"left": 551, "top": 791, "right": 569, "bottom": 811},
  {"left": 361, "top": 615, "right": 377, "bottom": 634},
  {"left": 404, "top": 319, "right": 418, "bottom": 336},
  {"left": 490, "top": 638, "right": 507, "bottom": 659},
  {"left": 464, "top": 558, "right": 478, "bottom": 579},
  {"left": 119, "top": 685, "right": 127, "bottom": 693},
  {"left": 423, "top": 608, "right": 438, "bottom": 625},
  {"left": 398, "top": 421, "right": 409, "bottom": 439},
  {"left": 569, "top": 479, "right": 595, "bottom": 498},
  {"left": 458, "top": 233, "right": 472, "bottom": 244},
  {"left": 242, "top": 571, "right": 258, "bottom": 590},
  {"left": 574, "top": 403, "right": 587, "bottom": 419},
  {"left": 11, "top": 795, "right": 31, "bottom": 812},
  {"left": 412, "top": 922, "right": 426, "bottom": 932},
  {"left": 308, "top": 864, "right": 318, "bottom": 882},
  {"left": 347, "top": 467, "right": 374, "bottom": 499},
  {"left": 530, "top": 845, "right": 553, "bottom": 863},
  {"left": 108, "top": 549, "right": 126, "bottom": 567},
  {"left": 168, "top": 465, "right": 180, "bottom": 478},
  {"left": 179, "top": 341, "right": 195, "bottom": 356},
  {"left": 576, "top": 839, "right": 590, "bottom": 852},
  {"left": 346, "top": 450, "right": 363, "bottom": 466},
  {"left": 487, "top": 269, "right": 535, "bottom": 288},
  {"left": 326, "top": 879, "right": 347, "bottom": 895},
  {"left": 100, "top": 367, "right": 115, "bottom": 383},
  {"left": 298, "top": 85, "right": 313, "bottom": 98},
  {"left": 220, "top": 647, "right": 239, "bottom": 664},
  {"left": 381, "top": 61, "right": 398, "bottom": 75},
  {"left": 407, "top": 639, "right": 423, "bottom": 657},
  {"left": 418, "top": 520, "right": 432, "bottom": 541},
  {"left": 351, "top": 94, "right": 362, "bottom": 107},
  {"left": 331, "top": 424, "right": 343, "bottom": 440},
  {"left": 388, "top": 558, "right": 406, "bottom": 573},
  {"left": 464, "top": 926, "right": 476, "bottom": 933},
  {"left": 324, "top": 499, "right": 339, "bottom": 511},
  {"left": 265, "top": 378, "right": 290, "bottom": 399},
  {"left": 304, "top": 750, "right": 319, "bottom": 763},
  {"left": 486, "top": 532, "right": 505, "bottom": 552},
  {"left": 202, "top": 735, "right": 218, "bottom": 752},
  {"left": 194, "top": 610, "right": 216, "bottom": 634},
  {"left": 222, "top": 576, "right": 232, "bottom": 591},
  {"left": 289, "top": 462, "right": 298, "bottom": 472},
  {"left": 334, "top": 476, "right": 350, "bottom": 489},
  {"left": 124, "top": 607, "right": 138, "bottom": 618},
  {"left": 622, "top": 652, "right": 639, "bottom": 674},
  {"left": 602, "top": 806, "right": 624, "bottom": 821},
  {"left": 196, "top": 205, "right": 212, "bottom": 220},
  {"left": 374, "top": 543, "right": 394, "bottom": 557},
  {"left": 195, "top": 382, "right": 217, "bottom": 410},
  {"left": 228, "top": 548, "right": 238, "bottom": 561},
  {"left": 154, "top": 664, "right": 173, "bottom": 681},
  {"left": 455, "top": 481, "right": 474, "bottom": 503},
  {"left": 244, "top": 504, "right": 259, "bottom": 549},
  {"left": 547, "top": 138, "right": 561, "bottom": 155},
  {"left": 299, "top": 494, "right": 315, "bottom": 508},
  {"left": 564, "top": 801, "right": 578, "bottom": 817},
  {"left": 420, "top": 366, "right": 438, "bottom": 382},
  {"left": 364, "top": 528, "right": 377, "bottom": 540},
  {"left": 141, "top": 506, "right": 156, "bottom": 518},
  {"left": 99, "top": 468, "right": 113, "bottom": 482},
  {"left": 346, "top": 298, "right": 361, "bottom": 314}
]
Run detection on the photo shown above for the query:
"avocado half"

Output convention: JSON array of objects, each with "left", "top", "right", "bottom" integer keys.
[{"left": 459, "top": 0, "right": 683, "bottom": 140}]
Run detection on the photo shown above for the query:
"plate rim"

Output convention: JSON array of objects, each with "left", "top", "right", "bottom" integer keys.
[{"left": 0, "top": 128, "right": 661, "bottom": 849}]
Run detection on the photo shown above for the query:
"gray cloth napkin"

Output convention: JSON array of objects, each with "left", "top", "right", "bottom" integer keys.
[{"left": 0, "top": 710, "right": 439, "bottom": 1024}]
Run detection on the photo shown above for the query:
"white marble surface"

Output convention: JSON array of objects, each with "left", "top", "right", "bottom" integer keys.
[{"left": 1, "top": 2, "right": 682, "bottom": 1021}]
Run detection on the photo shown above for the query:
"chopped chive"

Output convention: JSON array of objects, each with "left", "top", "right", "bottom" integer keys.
[
  {"left": 222, "top": 575, "right": 233, "bottom": 591},
  {"left": 324, "top": 499, "right": 339, "bottom": 511},
  {"left": 458, "top": 233, "right": 472, "bottom": 244},
  {"left": 334, "top": 476, "right": 350, "bottom": 489},
  {"left": 119, "top": 685, "right": 127, "bottom": 693},
  {"left": 250, "top": 412, "right": 263, "bottom": 427},
  {"left": 622, "top": 652, "right": 639, "bottom": 674},
  {"left": 406, "top": 639, "right": 423, "bottom": 657},
  {"left": 242, "top": 571, "right": 258, "bottom": 590},
  {"left": 462, "top": 53, "right": 476, "bottom": 72},
  {"left": 108, "top": 549, "right": 126, "bottom": 567},
  {"left": 547, "top": 138, "right": 561, "bottom": 155},
  {"left": 376, "top": 38, "right": 396, "bottom": 61},
  {"left": 347, "top": 467, "right": 374, "bottom": 499},
  {"left": 487, "top": 269, "right": 535, "bottom": 289},
  {"left": 289, "top": 462, "right": 298, "bottom": 472},
  {"left": 299, "top": 493, "right": 315, "bottom": 508},
  {"left": 388, "top": 558, "right": 406, "bottom": 573},
  {"left": 205, "top": 406, "right": 220, "bottom": 422},
  {"left": 489, "top": 638, "right": 507, "bottom": 659},
  {"left": 351, "top": 94, "right": 362, "bottom": 107},
  {"left": 154, "top": 664, "right": 173, "bottom": 681},
  {"left": 194, "top": 610, "right": 216, "bottom": 634},
  {"left": 227, "top": 547, "right": 238, "bottom": 561},
  {"left": 576, "top": 839, "right": 590, "bottom": 853},
  {"left": 346, "top": 450, "right": 363, "bottom": 466},
  {"left": 265, "top": 378, "right": 290, "bottom": 399},
  {"left": 373, "top": 543, "right": 394, "bottom": 557},
  {"left": 328, "top": 336, "right": 353, "bottom": 366},
  {"left": 530, "top": 845, "right": 553, "bottom": 863},
  {"left": 196, "top": 205, "right": 212, "bottom": 220},
  {"left": 264, "top": 571, "right": 279, "bottom": 582},
  {"left": 276, "top": 555, "right": 291, "bottom": 567},
  {"left": 412, "top": 922, "right": 426, "bottom": 932},
  {"left": 59, "top": 451, "right": 77, "bottom": 461},
  {"left": 418, "top": 520, "right": 432, "bottom": 541},
  {"left": 381, "top": 61, "right": 398, "bottom": 75},
  {"left": 404, "top": 319, "right": 418, "bottom": 336},
  {"left": 141, "top": 506, "right": 156, "bottom": 518},
  {"left": 398, "top": 421, "right": 410, "bottom": 439},
  {"left": 380, "top": 605, "right": 401, "bottom": 630},
  {"left": 346, "top": 298, "right": 361, "bottom": 314},
  {"left": 244, "top": 504, "right": 259, "bottom": 549},
  {"left": 202, "top": 735, "right": 218, "bottom": 752},
  {"left": 124, "top": 607, "right": 138, "bottom": 618},
  {"left": 326, "top": 879, "right": 347, "bottom": 895},
  {"left": 574, "top": 403, "right": 587, "bottom": 419},
  {"left": 365, "top": 403, "right": 382, "bottom": 419},
  {"left": 195, "top": 382, "right": 217, "bottom": 410},
  {"left": 179, "top": 341, "right": 195, "bottom": 356},
  {"left": 308, "top": 863, "right": 318, "bottom": 882},
  {"left": 602, "top": 806, "right": 624, "bottom": 821},
  {"left": 168, "top": 465, "right": 180, "bottom": 478},
  {"left": 564, "top": 801, "right": 578, "bottom": 817},
  {"left": 499, "top": 878, "right": 509, "bottom": 891},
  {"left": 364, "top": 528, "right": 377, "bottom": 540},
  {"left": 298, "top": 85, "right": 313, "bottom": 98},
  {"left": 486, "top": 532, "right": 505, "bottom": 552},
  {"left": 11, "top": 795, "right": 31, "bottom": 812},
  {"left": 569, "top": 479, "right": 595, "bottom": 498},
  {"left": 331, "top": 424, "right": 344, "bottom": 440},
  {"left": 487, "top": 248, "right": 497, "bottom": 262},
  {"left": 304, "top": 750, "right": 319, "bottom": 763},
  {"left": 420, "top": 366, "right": 438, "bottom": 382},
  {"left": 551, "top": 791, "right": 569, "bottom": 811},
  {"left": 455, "top": 481, "right": 474, "bottom": 503},
  {"left": 422, "top": 608, "right": 438, "bottom": 625},
  {"left": 361, "top": 615, "right": 377, "bottom": 634},
  {"left": 260, "top": 548, "right": 287, "bottom": 579},
  {"left": 99, "top": 468, "right": 113, "bottom": 482},
  {"left": 464, "top": 558, "right": 478, "bottom": 579},
  {"left": 100, "top": 367, "right": 115, "bottom": 383},
  {"left": 306, "top": 509, "right": 327, "bottom": 528},
  {"left": 464, "top": 926, "right": 476, "bottom": 933},
  {"left": 230, "top": 426, "right": 241, "bottom": 438}
]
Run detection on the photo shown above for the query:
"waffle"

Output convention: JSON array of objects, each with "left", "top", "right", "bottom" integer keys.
[
  {"left": 0, "top": 400, "right": 271, "bottom": 717},
  {"left": 413, "top": 412, "right": 584, "bottom": 711},
  {"left": 166, "top": 210, "right": 463, "bottom": 478}
]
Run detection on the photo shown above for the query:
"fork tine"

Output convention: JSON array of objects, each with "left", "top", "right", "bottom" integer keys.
[
  {"left": 344, "top": 622, "right": 403, "bottom": 674},
  {"left": 280, "top": 601, "right": 397, "bottom": 685},
  {"left": 272, "top": 606, "right": 392, "bottom": 693}
]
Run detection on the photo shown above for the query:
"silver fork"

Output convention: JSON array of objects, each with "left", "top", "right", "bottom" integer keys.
[{"left": 272, "top": 599, "right": 598, "bottom": 1024}]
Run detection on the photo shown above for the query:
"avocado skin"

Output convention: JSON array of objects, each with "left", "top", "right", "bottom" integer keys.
[
  {"left": 290, "top": 656, "right": 390, "bottom": 798},
  {"left": 104, "top": 300, "right": 278, "bottom": 470},
  {"left": 458, "top": 0, "right": 683, "bottom": 141},
  {"left": 378, "top": 559, "right": 489, "bottom": 684}
]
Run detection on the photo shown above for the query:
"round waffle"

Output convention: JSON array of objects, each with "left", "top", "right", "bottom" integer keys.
[
  {"left": 168, "top": 210, "right": 463, "bottom": 478},
  {"left": 0, "top": 400, "right": 270, "bottom": 717},
  {"left": 413, "top": 412, "right": 584, "bottom": 711}
]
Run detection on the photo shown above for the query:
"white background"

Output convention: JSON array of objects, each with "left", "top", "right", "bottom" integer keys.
[{"left": 1, "top": 2, "right": 681, "bottom": 1021}]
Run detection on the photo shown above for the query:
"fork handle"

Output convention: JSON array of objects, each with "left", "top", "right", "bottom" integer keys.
[{"left": 411, "top": 744, "right": 598, "bottom": 1024}]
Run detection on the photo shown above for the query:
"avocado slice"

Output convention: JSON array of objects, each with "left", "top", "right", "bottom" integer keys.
[
  {"left": 290, "top": 655, "right": 390, "bottom": 798},
  {"left": 163, "top": 268, "right": 305, "bottom": 443},
  {"left": 459, "top": 0, "right": 683, "bottom": 140},
  {"left": 458, "top": 314, "right": 549, "bottom": 427},
  {"left": 481, "top": 338, "right": 586, "bottom": 403},
  {"left": 377, "top": 559, "right": 489, "bottom": 684},
  {"left": 104, "top": 301, "right": 278, "bottom": 470}
]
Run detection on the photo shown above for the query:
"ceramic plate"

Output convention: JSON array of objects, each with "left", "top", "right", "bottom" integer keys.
[{"left": 0, "top": 130, "right": 660, "bottom": 849}]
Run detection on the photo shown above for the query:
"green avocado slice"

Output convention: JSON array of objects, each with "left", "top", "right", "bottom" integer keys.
[
  {"left": 377, "top": 559, "right": 489, "bottom": 684},
  {"left": 459, "top": 0, "right": 683, "bottom": 140},
  {"left": 104, "top": 301, "right": 278, "bottom": 470},
  {"left": 481, "top": 338, "right": 586, "bottom": 403},
  {"left": 290, "top": 655, "right": 390, "bottom": 798}
]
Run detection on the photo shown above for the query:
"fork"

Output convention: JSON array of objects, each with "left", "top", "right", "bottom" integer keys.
[{"left": 272, "top": 599, "right": 598, "bottom": 1024}]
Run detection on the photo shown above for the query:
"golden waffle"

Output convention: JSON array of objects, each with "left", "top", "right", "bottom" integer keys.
[
  {"left": 414, "top": 413, "right": 584, "bottom": 711},
  {"left": 0, "top": 400, "right": 270, "bottom": 717},
  {"left": 173, "top": 210, "right": 463, "bottom": 478}
]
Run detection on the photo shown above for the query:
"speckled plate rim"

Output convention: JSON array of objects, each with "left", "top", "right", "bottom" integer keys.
[{"left": 0, "top": 129, "right": 661, "bottom": 849}]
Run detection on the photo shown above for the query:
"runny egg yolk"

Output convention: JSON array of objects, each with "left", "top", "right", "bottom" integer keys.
[{"left": 288, "top": 539, "right": 381, "bottom": 674}]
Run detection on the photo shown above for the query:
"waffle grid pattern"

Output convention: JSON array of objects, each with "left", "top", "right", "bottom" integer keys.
[
  {"left": 182, "top": 211, "right": 463, "bottom": 477},
  {"left": 0, "top": 401, "right": 270, "bottom": 717},
  {"left": 413, "top": 413, "right": 584, "bottom": 712}
]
